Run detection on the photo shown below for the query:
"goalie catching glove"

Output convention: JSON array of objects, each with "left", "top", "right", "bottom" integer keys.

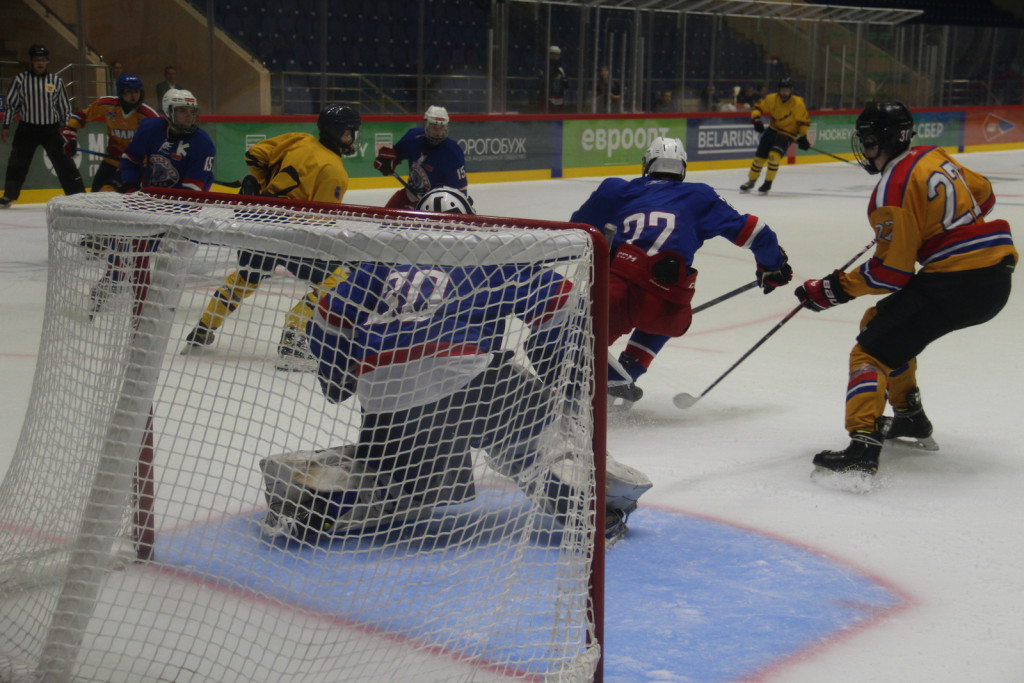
[
  {"left": 755, "top": 249, "right": 793, "bottom": 294},
  {"left": 795, "top": 272, "right": 853, "bottom": 311},
  {"left": 59, "top": 127, "right": 77, "bottom": 157},
  {"left": 373, "top": 146, "right": 399, "bottom": 176}
]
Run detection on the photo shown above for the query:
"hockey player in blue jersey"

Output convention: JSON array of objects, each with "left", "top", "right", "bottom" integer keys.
[
  {"left": 571, "top": 136, "right": 793, "bottom": 410},
  {"left": 374, "top": 106, "right": 468, "bottom": 209},
  {"left": 119, "top": 88, "right": 215, "bottom": 193},
  {"left": 88, "top": 89, "right": 216, "bottom": 321},
  {"left": 259, "top": 187, "right": 651, "bottom": 543}
]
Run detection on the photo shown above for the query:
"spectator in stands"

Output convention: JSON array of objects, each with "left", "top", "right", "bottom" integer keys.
[
  {"left": 652, "top": 89, "right": 675, "bottom": 113},
  {"left": 594, "top": 65, "right": 622, "bottom": 113},
  {"left": 155, "top": 66, "right": 182, "bottom": 103},
  {"left": 736, "top": 84, "right": 758, "bottom": 109},
  {"left": 107, "top": 61, "right": 123, "bottom": 93},
  {"left": 540, "top": 46, "right": 569, "bottom": 113}
]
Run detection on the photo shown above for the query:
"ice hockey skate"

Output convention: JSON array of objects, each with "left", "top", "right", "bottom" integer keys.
[
  {"left": 180, "top": 324, "right": 215, "bottom": 354},
  {"left": 810, "top": 430, "right": 882, "bottom": 494},
  {"left": 87, "top": 271, "right": 123, "bottom": 320},
  {"left": 275, "top": 328, "right": 318, "bottom": 372},
  {"left": 608, "top": 381, "right": 643, "bottom": 412},
  {"left": 739, "top": 179, "right": 755, "bottom": 192},
  {"left": 757, "top": 180, "right": 773, "bottom": 193},
  {"left": 876, "top": 388, "right": 939, "bottom": 451}
]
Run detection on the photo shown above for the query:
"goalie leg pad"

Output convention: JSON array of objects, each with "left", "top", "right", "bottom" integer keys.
[{"left": 605, "top": 453, "right": 653, "bottom": 516}]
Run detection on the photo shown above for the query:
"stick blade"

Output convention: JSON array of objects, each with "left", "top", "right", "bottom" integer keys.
[{"left": 673, "top": 393, "right": 700, "bottom": 409}]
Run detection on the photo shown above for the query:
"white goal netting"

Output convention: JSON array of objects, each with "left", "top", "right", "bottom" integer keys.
[{"left": 0, "top": 190, "right": 606, "bottom": 683}]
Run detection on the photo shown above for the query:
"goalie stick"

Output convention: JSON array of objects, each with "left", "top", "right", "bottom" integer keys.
[
  {"left": 673, "top": 238, "right": 878, "bottom": 409},
  {"left": 78, "top": 148, "right": 243, "bottom": 188}
]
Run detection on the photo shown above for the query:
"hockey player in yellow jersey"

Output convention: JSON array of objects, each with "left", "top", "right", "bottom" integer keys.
[
  {"left": 67, "top": 74, "right": 160, "bottom": 192},
  {"left": 182, "top": 105, "right": 362, "bottom": 371},
  {"left": 795, "top": 101, "right": 1017, "bottom": 488},
  {"left": 739, "top": 76, "right": 811, "bottom": 194}
]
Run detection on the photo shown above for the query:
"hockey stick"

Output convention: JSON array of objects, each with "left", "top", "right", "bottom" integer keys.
[
  {"left": 809, "top": 146, "right": 859, "bottom": 166},
  {"left": 79, "top": 148, "right": 243, "bottom": 188},
  {"left": 692, "top": 281, "right": 759, "bottom": 315},
  {"left": 673, "top": 239, "right": 878, "bottom": 409},
  {"left": 390, "top": 172, "right": 415, "bottom": 193}
]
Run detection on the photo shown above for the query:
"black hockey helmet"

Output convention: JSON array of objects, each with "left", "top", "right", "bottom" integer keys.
[
  {"left": 318, "top": 105, "right": 361, "bottom": 156},
  {"left": 28, "top": 44, "right": 48, "bottom": 59},
  {"left": 778, "top": 75, "right": 794, "bottom": 100},
  {"left": 851, "top": 101, "right": 915, "bottom": 175}
]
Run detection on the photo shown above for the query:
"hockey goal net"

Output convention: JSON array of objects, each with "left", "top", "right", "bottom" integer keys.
[{"left": 0, "top": 190, "right": 608, "bottom": 682}]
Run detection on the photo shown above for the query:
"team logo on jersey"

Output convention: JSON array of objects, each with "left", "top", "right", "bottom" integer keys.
[
  {"left": 148, "top": 155, "right": 182, "bottom": 187},
  {"left": 45, "top": 83, "right": 55, "bottom": 93}
]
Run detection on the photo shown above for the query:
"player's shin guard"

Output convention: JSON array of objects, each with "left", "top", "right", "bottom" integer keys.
[
  {"left": 199, "top": 270, "right": 262, "bottom": 331},
  {"left": 844, "top": 347, "right": 890, "bottom": 435}
]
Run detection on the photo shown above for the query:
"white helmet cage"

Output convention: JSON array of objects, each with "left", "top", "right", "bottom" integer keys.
[
  {"left": 423, "top": 105, "right": 450, "bottom": 145},
  {"left": 415, "top": 186, "right": 475, "bottom": 214},
  {"left": 642, "top": 136, "right": 687, "bottom": 180},
  {"left": 162, "top": 88, "right": 199, "bottom": 135}
]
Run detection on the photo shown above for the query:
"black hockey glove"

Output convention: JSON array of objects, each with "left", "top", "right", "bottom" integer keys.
[
  {"left": 795, "top": 272, "right": 853, "bottom": 311},
  {"left": 374, "top": 146, "right": 398, "bottom": 176},
  {"left": 752, "top": 118, "right": 765, "bottom": 134},
  {"left": 796, "top": 136, "right": 811, "bottom": 151},
  {"left": 239, "top": 174, "right": 262, "bottom": 196},
  {"left": 755, "top": 249, "right": 793, "bottom": 294}
]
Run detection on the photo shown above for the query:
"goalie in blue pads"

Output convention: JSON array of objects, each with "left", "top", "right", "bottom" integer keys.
[{"left": 258, "top": 188, "right": 651, "bottom": 544}]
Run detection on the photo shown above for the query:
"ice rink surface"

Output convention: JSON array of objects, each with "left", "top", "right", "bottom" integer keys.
[{"left": 2, "top": 150, "right": 1023, "bottom": 682}]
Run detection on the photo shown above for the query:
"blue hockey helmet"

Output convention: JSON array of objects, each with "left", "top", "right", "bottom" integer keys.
[
  {"left": 116, "top": 74, "right": 144, "bottom": 109},
  {"left": 318, "top": 105, "right": 361, "bottom": 156}
]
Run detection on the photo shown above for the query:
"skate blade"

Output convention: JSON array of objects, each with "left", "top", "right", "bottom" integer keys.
[
  {"left": 607, "top": 396, "right": 636, "bottom": 413},
  {"left": 274, "top": 356, "right": 318, "bottom": 372},
  {"left": 810, "top": 466, "right": 876, "bottom": 494},
  {"left": 180, "top": 344, "right": 209, "bottom": 356},
  {"left": 605, "top": 522, "right": 629, "bottom": 548},
  {"left": 887, "top": 435, "right": 939, "bottom": 452}
]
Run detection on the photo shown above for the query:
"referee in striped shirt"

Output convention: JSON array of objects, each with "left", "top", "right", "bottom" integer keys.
[{"left": 1, "top": 44, "right": 85, "bottom": 208}]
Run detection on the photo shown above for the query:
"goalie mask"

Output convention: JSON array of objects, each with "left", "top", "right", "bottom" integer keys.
[
  {"left": 423, "top": 105, "right": 450, "bottom": 146},
  {"left": 162, "top": 88, "right": 199, "bottom": 136},
  {"left": 642, "top": 137, "right": 687, "bottom": 181},
  {"left": 852, "top": 101, "right": 915, "bottom": 175},
  {"left": 415, "top": 186, "right": 475, "bottom": 214},
  {"left": 318, "top": 104, "right": 361, "bottom": 156}
]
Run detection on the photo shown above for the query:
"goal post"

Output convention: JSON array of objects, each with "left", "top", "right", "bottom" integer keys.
[{"left": 0, "top": 189, "right": 609, "bottom": 682}]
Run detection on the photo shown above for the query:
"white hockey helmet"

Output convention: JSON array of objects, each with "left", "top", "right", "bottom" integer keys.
[
  {"left": 162, "top": 88, "right": 199, "bottom": 135},
  {"left": 642, "top": 136, "right": 687, "bottom": 181},
  {"left": 423, "top": 105, "right": 450, "bottom": 146},
  {"left": 415, "top": 186, "right": 475, "bottom": 215}
]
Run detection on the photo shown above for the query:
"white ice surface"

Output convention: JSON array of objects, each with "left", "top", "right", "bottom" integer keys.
[{"left": 1, "top": 151, "right": 1022, "bottom": 682}]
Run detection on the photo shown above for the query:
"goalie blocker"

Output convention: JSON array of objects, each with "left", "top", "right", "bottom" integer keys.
[{"left": 260, "top": 447, "right": 652, "bottom": 544}]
